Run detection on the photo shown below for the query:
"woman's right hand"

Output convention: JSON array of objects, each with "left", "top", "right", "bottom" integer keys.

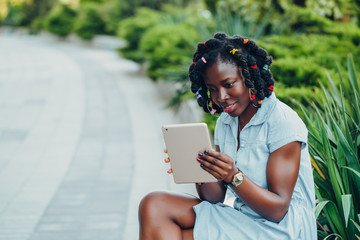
[{"left": 164, "top": 148, "right": 173, "bottom": 174}]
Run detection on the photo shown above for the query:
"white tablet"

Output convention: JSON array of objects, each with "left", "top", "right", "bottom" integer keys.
[{"left": 162, "top": 123, "right": 218, "bottom": 184}]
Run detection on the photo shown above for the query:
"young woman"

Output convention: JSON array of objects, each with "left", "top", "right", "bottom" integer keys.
[{"left": 138, "top": 33, "right": 316, "bottom": 240}]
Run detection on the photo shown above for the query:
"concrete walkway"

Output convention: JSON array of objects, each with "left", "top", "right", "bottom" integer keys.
[{"left": 0, "top": 31, "right": 197, "bottom": 240}]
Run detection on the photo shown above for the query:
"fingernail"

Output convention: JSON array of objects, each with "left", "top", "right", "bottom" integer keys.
[
  {"left": 167, "top": 169, "right": 173, "bottom": 174},
  {"left": 198, "top": 152, "right": 203, "bottom": 156},
  {"left": 197, "top": 158, "right": 201, "bottom": 162},
  {"left": 200, "top": 164, "right": 204, "bottom": 167},
  {"left": 204, "top": 150, "right": 209, "bottom": 154}
]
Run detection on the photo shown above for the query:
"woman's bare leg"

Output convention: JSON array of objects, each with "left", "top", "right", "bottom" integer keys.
[{"left": 138, "top": 191, "right": 201, "bottom": 240}]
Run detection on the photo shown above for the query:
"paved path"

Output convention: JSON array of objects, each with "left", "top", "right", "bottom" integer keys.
[{"left": 0, "top": 31, "right": 197, "bottom": 240}]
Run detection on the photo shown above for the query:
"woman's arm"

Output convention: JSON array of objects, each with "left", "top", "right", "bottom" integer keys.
[
  {"left": 199, "top": 141, "right": 301, "bottom": 222},
  {"left": 195, "top": 146, "right": 227, "bottom": 203}
]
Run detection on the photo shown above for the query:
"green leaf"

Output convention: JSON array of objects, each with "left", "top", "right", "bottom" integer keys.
[
  {"left": 323, "top": 200, "right": 348, "bottom": 238},
  {"left": 351, "top": 219, "right": 360, "bottom": 233},
  {"left": 347, "top": 54, "right": 359, "bottom": 94},
  {"left": 341, "top": 195, "right": 352, "bottom": 228},
  {"left": 332, "top": 118, "right": 359, "bottom": 172},
  {"left": 342, "top": 166, "right": 360, "bottom": 180},
  {"left": 315, "top": 200, "right": 330, "bottom": 219}
]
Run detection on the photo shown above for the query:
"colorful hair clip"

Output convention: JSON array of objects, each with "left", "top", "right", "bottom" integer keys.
[
  {"left": 229, "top": 48, "right": 238, "bottom": 55},
  {"left": 204, "top": 42, "right": 207, "bottom": 48},
  {"left": 193, "top": 62, "right": 196, "bottom": 65},
  {"left": 201, "top": 57, "right": 207, "bottom": 63},
  {"left": 268, "top": 85, "right": 274, "bottom": 91},
  {"left": 257, "top": 100, "right": 263, "bottom": 105},
  {"left": 250, "top": 88, "right": 255, "bottom": 95},
  {"left": 244, "top": 39, "right": 249, "bottom": 44},
  {"left": 250, "top": 65, "right": 257, "bottom": 69},
  {"left": 263, "top": 64, "right": 269, "bottom": 71},
  {"left": 207, "top": 100, "right": 216, "bottom": 115},
  {"left": 195, "top": 91, "right": 201, "bottom": 99}
]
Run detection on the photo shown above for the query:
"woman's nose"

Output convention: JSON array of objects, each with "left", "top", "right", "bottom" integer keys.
[{"left": 217, "top": 88, "right": 229, "bottom": 102}]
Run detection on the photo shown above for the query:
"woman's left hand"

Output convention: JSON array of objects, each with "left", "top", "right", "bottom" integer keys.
[{"left": 198, "top": 149, "right": 238, "bottom": 184}]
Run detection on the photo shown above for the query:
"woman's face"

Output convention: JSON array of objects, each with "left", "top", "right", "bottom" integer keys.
[{"left": 204, "top": 61, "right": 251, "bottom": 118}]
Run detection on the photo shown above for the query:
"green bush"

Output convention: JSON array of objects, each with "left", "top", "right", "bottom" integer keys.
[
  {"left": 139, "top": 23, "right": 200, "bottom": 80},
  {"left": 29, "top": 16, "right": 45, "bottom": 34},
  {"left": 2, "top": 2, "right": 28, "bottom": 26},
  {"left": 259, "top": 33, "right": 360, "bottom": 88},
  {"left": 286, "top": 6, "right": 331, "bottom": 33},
  {"left": 271, "top": 57, "right": 325, "bottom": 87},
  {"left": 300, "top": 55, "right": 360, "bottom": 240},
  {"left": 98, "top": 0, "right": 122, "bottom": 35},
  {"left": 74, "top": 3, "right": 106, "bottom": 40},
  {"left": 45, "top": 4, "right": 77, "bottom": 37},
  {"left": 117, "top": 7, "right": 161, "bottom": 62}
]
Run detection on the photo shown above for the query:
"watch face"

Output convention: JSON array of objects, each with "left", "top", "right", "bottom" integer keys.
[{"left": 233, "top": 173, "right": 243, "bottom": 186}]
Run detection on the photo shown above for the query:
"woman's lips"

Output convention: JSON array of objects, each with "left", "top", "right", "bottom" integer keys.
[{"left": 222, "top": 103, "right": 236, "bottom": 113}]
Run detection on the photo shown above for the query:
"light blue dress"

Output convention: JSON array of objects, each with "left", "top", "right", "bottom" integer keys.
[{"left": 193, "top": 93, "right": 317, "bottom": 240}]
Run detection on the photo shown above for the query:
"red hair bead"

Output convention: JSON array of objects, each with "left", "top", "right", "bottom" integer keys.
[
  {"left": 250, "top": 65, "right": 257, "bottom": 69},
  {"left": 268, "top": 85, "right": 274, "bottom": 91}
]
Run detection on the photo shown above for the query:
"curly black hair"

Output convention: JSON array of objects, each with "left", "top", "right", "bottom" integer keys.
[{"left": 188, "top": 32, "right": 275, "bottom": 114}]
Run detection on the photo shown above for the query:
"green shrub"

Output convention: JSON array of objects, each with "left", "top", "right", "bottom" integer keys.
[
  {"left": 2, "top": 2, "right": 28, "bottom": 26},
  {"left": 98, "top": 0, "right": 122, "bottom": 35},
  {"left": 271, "top": 57, "right": 325, "bottom": 87},
  {"left": 139, "top": 23, "right": 200, "bottom": 80},
  {"left": 29, "top": 16, "right": 45, "bottom": 34},
  {"left": 300, "top": 55, "right": 360, "bottom": 240},
  {"left": 286, "top": 6, "right": 331, "bottom": 33},
  {"left": 324, "top": 21, "right": 360, "bottom": 46},
  {"left": 45, "top": 4, "right": 77, "bottom": 37},
  {"left": 259, "top": 33, "right": 360, "bottom": 88},
  {"left": 74, "top": 3, "right": 106, "bottom": 40},
  {"left": 117, "top": 7, "right": 161, "bottom": 62}
]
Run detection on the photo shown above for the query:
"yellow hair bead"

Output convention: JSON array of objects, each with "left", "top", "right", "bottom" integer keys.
[
  {"left": 229, "top": 48, "right": 238, "bottom": 55},
  {"left": 230, "top": 48, "right": 242, "bottom": 56}
]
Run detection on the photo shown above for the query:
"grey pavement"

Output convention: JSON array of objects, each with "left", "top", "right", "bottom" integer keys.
[{"left": 0, "top": 31, "right": 198, "bottom": 240}]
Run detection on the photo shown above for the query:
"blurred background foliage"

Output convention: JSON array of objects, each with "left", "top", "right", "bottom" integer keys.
[{"left": 1, "top": 0, "right": 360, "bottom": 238}]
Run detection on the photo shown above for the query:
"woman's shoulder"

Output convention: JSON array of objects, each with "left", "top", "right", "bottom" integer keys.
[
  {"left": 266, "top": 99, "right": 308, "bottom": 152},
  {"left": 267, "top": 99, "right": 306, "bottom": 130}
]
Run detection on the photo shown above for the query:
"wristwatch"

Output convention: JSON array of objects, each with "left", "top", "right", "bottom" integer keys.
[{"left": 231, "top": 171, "right": 244, "bottom": 187}]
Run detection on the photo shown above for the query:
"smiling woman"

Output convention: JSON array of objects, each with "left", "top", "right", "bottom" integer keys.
[{"left": 138, "top": 33, "right": 317, "bottom": 240}]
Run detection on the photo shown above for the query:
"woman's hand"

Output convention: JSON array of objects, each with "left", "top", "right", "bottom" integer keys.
[{"left": 197, "top": 149, "right": 238, "bottom": 184}]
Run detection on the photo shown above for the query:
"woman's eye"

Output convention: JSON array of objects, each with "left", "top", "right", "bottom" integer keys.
[{"left": 224, "top": 82, "right": 235, "bottom": 88}]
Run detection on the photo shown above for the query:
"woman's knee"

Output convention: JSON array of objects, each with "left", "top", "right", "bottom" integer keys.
[{"left": 138, "top": 191, "right": 171, "bottom": 220}]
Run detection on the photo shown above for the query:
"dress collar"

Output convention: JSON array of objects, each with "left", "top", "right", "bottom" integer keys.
[{"left": 221, "top": 93, "right": 278, "bottom": 126}]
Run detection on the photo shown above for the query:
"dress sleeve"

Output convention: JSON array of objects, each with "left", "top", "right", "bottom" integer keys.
[{"left": 267, "top": 103, "right": 308, "bottom": 153}]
